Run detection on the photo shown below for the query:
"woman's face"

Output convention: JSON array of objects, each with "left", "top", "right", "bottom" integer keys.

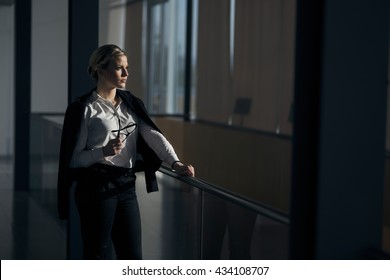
[{"left": 100, "top": 54, "right": 129, "bottom": 89}]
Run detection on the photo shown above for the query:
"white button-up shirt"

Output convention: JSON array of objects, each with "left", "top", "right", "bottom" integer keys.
[{"left": 70, "top": 91, "right": 179, "bottom": 168}]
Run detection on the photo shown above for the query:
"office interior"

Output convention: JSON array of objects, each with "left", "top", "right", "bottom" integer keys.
[{"left": 0, "top": 0, "right": 389, "bottom": 260}]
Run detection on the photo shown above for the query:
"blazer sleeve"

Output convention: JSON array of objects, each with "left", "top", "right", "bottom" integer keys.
[{"left": 57, "top": 102, "right": 84, "bottom": 220}]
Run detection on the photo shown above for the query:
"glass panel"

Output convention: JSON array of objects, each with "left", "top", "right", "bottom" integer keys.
[
  {"left": 30, "top": 0, "right": 68, "bottom": 192},
  {"left": 137, "top": 172, "right": 202, "bottom": 259},
  {"left": 202, "top": 192, "right": 289, "bottom": 260},
  {"left": 0, "top": 5, "right": 14, "bottom": 159},
  {"left": 149, "top": 3, "right": 169, "bottom": 113},
  {"left": 138, "top": 171, "right": 289, "bottom": 260},
  {"left": 171, "top": 0, "right": 187, "bottom": 113},
  {"left": 29, "top": 0, "right": 68, "bottom": 225},
  {"left": 147, "top": 0, "right": 187, "bottom": 114},
  {"left": 195, "top": 0, "right": 296, "bottom": 135},
  {"left": 30, "top": 115, "right": 66, "bottom": 230},
  {"left": 170, "top": 0, "right": 293, "bottom": 231}
]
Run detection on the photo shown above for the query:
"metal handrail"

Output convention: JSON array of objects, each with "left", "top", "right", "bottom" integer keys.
[{"left": 158, "top": 165, "right": 290, "bottom": 225}]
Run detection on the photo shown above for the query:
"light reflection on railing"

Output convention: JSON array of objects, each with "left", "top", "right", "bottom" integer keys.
[{"left": 158, "top": 165, "right": 290, "bottom": 225}]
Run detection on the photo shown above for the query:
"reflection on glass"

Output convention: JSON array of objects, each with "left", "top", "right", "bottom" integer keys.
[
  {"left": 202, "top": 193, "right": 257, "bottom": 259},
  {"left": 202, "top": 192, "right": 289, "bottom": 260}
]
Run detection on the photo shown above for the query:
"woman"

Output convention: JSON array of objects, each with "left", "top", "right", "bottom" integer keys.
[{"left": 57, "top": 44, "right": 194, "bottom": 259}]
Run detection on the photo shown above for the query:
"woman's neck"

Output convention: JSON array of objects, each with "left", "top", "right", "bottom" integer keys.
[
  {"left": 96, "top": 84, "right": 120, "bottom": 106},
  {"left": 96, "top": 84, "right": 116, "bottom": 100}
]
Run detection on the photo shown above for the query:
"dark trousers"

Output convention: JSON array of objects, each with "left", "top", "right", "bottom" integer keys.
[{"left": 75, "top": 167, "right": 142, "bottom": 260}]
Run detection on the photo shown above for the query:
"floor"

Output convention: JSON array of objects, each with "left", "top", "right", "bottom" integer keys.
[{"left": 0, "top": 158, "right": 67, "bottom": 259}]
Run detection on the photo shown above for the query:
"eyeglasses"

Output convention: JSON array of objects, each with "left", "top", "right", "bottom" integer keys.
[{"left": 111, "top": 122, "right": 137, "bottom": 142}]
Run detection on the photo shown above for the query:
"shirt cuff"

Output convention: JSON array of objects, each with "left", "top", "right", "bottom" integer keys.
[{"left": 166, "top": 156, "right": 180, "bottom": 168}]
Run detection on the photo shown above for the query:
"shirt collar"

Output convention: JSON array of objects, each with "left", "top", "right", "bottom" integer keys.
[{"left": 91, "top": 90, "right": 123, "bottom": 106}]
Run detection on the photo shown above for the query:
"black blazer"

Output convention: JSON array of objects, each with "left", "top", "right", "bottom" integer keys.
[{"left": 57, "top": 88, "right": 162, "bottom": 219}]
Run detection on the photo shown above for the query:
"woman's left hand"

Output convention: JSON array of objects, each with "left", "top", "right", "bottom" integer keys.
[{"left": 173, "top": 162, "right": 195, "bottom": 177}]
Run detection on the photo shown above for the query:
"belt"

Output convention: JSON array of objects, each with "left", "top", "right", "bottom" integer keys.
[{"left": 89, "top": 163, "right": 134, "bottom": 177}]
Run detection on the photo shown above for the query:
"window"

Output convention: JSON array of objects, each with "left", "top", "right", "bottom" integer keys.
[
  {"left": 147, "top": 0, "right": 187, "bottom": 115},
  {"left": 195, "top": 0, "right": 296, "bottom": 135}
]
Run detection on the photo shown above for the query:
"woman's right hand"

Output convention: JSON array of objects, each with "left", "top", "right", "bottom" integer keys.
[{"left": 102, "top": 138, "right": 123, "bottom": 156}]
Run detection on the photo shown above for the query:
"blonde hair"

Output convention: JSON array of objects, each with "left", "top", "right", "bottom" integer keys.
[{"left": 88, "top": 44, "right": 126, "bottom": 80}]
